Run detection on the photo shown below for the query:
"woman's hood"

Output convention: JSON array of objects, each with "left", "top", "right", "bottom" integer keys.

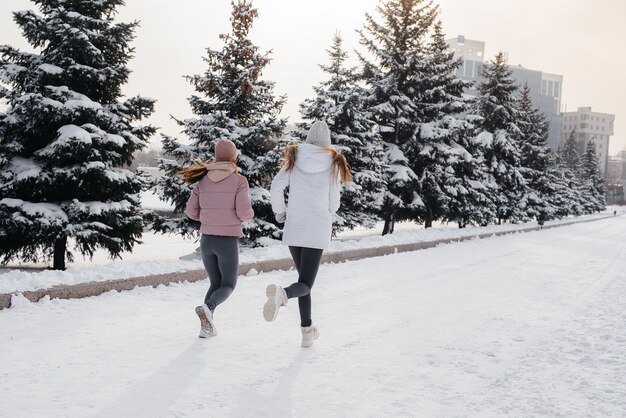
[
  {"left": 204, "top": 161, "right": 237, "bottom": 182},
  {"left": 295, "top": 143, "right": 333, "bottom": 173}
]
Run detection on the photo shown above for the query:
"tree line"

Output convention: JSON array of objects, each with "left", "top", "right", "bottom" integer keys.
[{"left": 0, "top": 0, "right": 606, "bottom": 269}]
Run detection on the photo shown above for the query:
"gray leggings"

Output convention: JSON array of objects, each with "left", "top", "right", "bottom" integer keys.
[{"left": 200, "top": 234, "right": 239, "bottom": 312}]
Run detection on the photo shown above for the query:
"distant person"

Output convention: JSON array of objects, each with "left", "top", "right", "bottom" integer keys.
[
  {"left": 183, "top": 139, "right": 254, "bottom": 338},
  {"left": 537, "top": 215, "right": 545, "bottom": 227},
  {"left": 614, "top": 210, "right": 617, "bottom": 216},
  {"left": 265, "top": 121, "right": 352, "bottom": 347}
]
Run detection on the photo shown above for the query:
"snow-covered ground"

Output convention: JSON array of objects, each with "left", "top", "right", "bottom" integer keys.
[
  {"left": 0, "top": 210, "right": 619, "bottom": 294},
  {"left": 141, "top": 189, "right": 175, "bottom": 212},
  {"left": 1, "top": 215, "right": 625, "bottom": 417}
]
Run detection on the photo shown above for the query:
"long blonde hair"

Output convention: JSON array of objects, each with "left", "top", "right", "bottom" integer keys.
[
  {"left": 179, "top": 160, "right": 237, "bottom": 184},
  {"left": 282, "top": 144, "right": 352, "bottom": 183}
]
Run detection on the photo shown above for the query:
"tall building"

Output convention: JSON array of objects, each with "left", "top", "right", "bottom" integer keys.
[
  {"left": 448, "top": 35, "right": 484, "bottom": 98},
  {"left": 508, "top": 67, "right": 563, "bottom": 150},
  {"left": 607, "top": 151, "right": 626, "bottom": 180},
  {"left": 607, "top": 157, "right": 625, "bottom": 205},
  {"left": 561, "top": 107, "right": 615, "bottom": 176},
  {"left": 607, "top": 151, "right": 626, "bottom": 204},
  {"left": 447, "top": 35, "right": 564, "bottom": 151}
]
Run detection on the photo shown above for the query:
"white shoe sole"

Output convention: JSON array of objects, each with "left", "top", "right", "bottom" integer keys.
[
  {"left": 196, "top": 305, "right": 217, "bottom": 337},
  {"left": 263, "top": 285, "right": 283, "bottom": 322}
]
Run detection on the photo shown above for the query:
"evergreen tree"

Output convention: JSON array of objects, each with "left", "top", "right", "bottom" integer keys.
[
  {"left": 0, "top": 0, "right": 156, "bottom": 270},
  {"left": 298, "top": 33, "right": 385, "bottom": 231},
  {"left": 581, "top": 141, "right": 606, "bottom": 212},
  {"left": 357, "top": 0, "right": 439, "bottom": 234},
  {"left": 516, "top": 85, "right": 557, "bottom": 223},
  {"left": 560, "top": 129, "right": 581, "bottom": 170},
  {"left": 545, "top": 154, "right": 573, "bottom": 220},
  {"left": 152, "top": 0, "right": 286, "bottom": 244},
  {"left": 444, "top": 115, "right": 497, "bottom": 228},
  {"left": 476, "top": 52, "right": 528, "bottom": 224},
  {"left": 558, "top": 129, "right": 585, "bottom": 215},
  {"left": 406, "top": 21, "right": 495, "bottom": 228}
]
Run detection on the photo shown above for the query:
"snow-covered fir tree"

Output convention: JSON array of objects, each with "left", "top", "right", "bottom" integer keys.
[
  {"left": 443, "top": 117, "right": 497, "bottom": 228},
  {"left": 152, "top": 0, "right": 286, "bottom": 244},
  {"left": 559, "top": 130, "right": 581, "bottom": 171},
  {"left": 406, "top": 21, "right": 495, "bottom": 228},
  {"left": 516, "top": 85, "right": 557, "bottom": 224},
  {"left": 581, "top": 141, "right": 606, "bottom": 212},
  {"left": 0, "top": 0, "right": 156, "bottom": 270},
  {"left": 544, "top": 154, "right": 574, "bottom": 220},
  {"left": 476, "top": 52, "right": 528, "bottom": 224},
  {"left": 298, "top": 33, "right": 385, "bottom": 231},
  {"left": 357, "top": 0, "right": 439, "bottom": 234},
  {"left": 558, "top": 129, "right": 585, "bottom": 216}
]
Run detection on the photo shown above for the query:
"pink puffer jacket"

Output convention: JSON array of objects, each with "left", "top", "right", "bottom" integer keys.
[{"left": 185, "top": 166, "right": 254, "bottom": 237}]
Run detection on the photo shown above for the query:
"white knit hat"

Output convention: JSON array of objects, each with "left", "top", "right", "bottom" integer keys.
[{"left": 305, "top": 121, "right": 331, "bottom": 148}]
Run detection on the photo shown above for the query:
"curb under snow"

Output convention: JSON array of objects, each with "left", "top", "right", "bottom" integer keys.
[{"left": 0, "top": 215, "right": 615, "bottom": 310}]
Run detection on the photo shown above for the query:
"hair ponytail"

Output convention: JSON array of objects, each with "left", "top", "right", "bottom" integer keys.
[
  {"left": 282, "top": 144, "right": 298, "bottom": 171},
  {"left": 325, "top": 147, "right": 353, "bottom": 183},
  {"left": 281, "top": 144, "right": 352, "bottom": 183},
  {"left": 179, "top": 162, "right": 209, "bottom": 184}
]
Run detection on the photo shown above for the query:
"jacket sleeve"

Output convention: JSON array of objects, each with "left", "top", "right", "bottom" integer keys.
[
  {"left": 185, "top": 184, "right": 201, "bottom": 221},
  {"left": 235, "top": 177, "right": 255, "bottom": 222},
  {"left": 329, "top": 173, "right": 341, "bottom": 214},
  {"left": 270, "top": 168, "right": 290, "bottom": 214}
]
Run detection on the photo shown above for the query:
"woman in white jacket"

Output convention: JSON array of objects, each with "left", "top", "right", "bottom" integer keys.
[{"left": 265, "top": 121, "right": 352, "bottom": 347}]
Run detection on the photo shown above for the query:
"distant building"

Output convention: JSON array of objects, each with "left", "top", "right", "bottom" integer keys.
[
  {"left": 561, "top": 107, "right": 615, "bottom": 176},
  {"left": 509, "top": 67, "right": 563, "bottom": 151},
  {"left": 607, "top": 151, "right": 626, "bottom": 204},
  {"left": 607, "top": 154, "right": 626, "bottom": 180},
  {"left": 449, "top": 36, "right": 485, "bottom": 94},
  {"left": 447, "top": 35, "right": 564, "bottom": 151},
  {"left": 606, "top": 183, "right": 624, "bottom": 205}
]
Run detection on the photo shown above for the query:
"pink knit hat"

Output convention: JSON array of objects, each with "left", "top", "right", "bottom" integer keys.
[{"left": 215, "top": 139, "right": 237, "bottom": 162}]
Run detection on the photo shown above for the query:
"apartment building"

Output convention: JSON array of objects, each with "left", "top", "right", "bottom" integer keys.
[
  {"left": 561, "top": 107, "right": 615, "bottom": 175},
  {"left": 447, "top": 35, "right": 563, "bottom": 151}
]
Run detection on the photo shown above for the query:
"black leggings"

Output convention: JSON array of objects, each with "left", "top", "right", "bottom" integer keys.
[{"left": 284, "top": 246, "right": 324, "bottom": 327}]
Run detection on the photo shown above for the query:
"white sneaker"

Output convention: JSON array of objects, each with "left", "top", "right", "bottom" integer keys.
[
  {"left": 263, "top": 284, "right": 288, "bottom": 322},
  {"left": 180, "top": 247, "right": 202, "bottom": 261},
  {"left": 195, "top": 304, "right": 217, "bottom": 337},
  {"left": 301, "top": 325, "right": 319, "bottom": 348}
]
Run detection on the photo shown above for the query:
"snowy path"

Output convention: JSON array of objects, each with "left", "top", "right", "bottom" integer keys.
[{"left": 1, "top": 216, "right": 625, "bottom": 417}]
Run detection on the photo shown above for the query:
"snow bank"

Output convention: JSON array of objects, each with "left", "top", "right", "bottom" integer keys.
[
  {"left": 0, "top": 260, "right": 202, "bottom": 295},
  {"left": 0, "top": 210, "right": 618, "bottom": 294}
]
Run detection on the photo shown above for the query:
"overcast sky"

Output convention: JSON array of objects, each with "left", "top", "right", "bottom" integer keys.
[{"left": 2, "top": 0, "right": 625, "bottom": 154}]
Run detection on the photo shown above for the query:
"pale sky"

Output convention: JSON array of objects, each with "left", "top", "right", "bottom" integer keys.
[{"left": 2, "top": 0, "right": 625, "bottom": 154}]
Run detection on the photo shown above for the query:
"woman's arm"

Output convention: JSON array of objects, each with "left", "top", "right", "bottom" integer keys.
[
  {"left": 270, "top": 168, "right": 290, "bottom": 215},
  {"left": 235, "top": 177, "right": 255, "bottom": 222},
  {"left": 185, "top": 184, "right": 201, "bottom": 221},
  {"left": 329, "top": 173, "right": 341, "bottom": 214}
]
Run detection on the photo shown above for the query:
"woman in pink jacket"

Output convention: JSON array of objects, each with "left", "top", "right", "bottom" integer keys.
[{"left": 183, "top": 139, "right": 254, "bottom": 338}]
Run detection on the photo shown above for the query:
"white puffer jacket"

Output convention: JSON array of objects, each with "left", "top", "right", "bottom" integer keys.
[{"left": 270, "top": 144, "right": 341, "bottom": 250}]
